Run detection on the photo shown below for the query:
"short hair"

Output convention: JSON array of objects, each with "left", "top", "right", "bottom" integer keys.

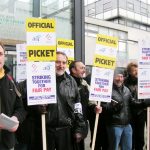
[
  {"left": 69, "top": 60, "right": 80, "bottom": 74},
  {"left": 56, "top": 51, "right": 68, "bottom": 60},
  {"left": 127, "top": 62, "right": 138, "bottom": 73},
  {"left": 0, "top": 41, "right": 5, "bottom": 52}
]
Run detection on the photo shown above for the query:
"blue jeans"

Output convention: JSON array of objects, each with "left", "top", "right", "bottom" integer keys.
[{"left": 107, "top": 124, "right": 132, "bottom": 150}]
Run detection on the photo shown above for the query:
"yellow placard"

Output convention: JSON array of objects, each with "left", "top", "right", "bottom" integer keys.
[
  {"left": 96, "top": 34, "right": 118, "bottom": 48},
  {"left": 26, "top": 18, "right": 55, "bottom": 32},
  {"left": 27, "top": 46, "right": 56, "bottom": 61},
  {"left": 67, "top": 57, "right": 74, "bottom": 67},
  {"left": 57, "top": 39, "right": 74, "bottom": 49},
  {"left": 93, "top": 54, "right": 116, "bottom": 69}
]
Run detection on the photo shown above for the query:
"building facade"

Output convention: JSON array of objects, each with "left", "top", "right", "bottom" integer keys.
[
  {"left": 0, "top": 0, "right": 84, "bottom": 77},
  {"left": 84, "top": 0, "right": 150, "bottom": 68}
]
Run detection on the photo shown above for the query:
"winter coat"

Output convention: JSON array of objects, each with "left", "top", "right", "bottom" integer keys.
[
  {"left": 0, "top": 66, "right": 26, "bottom": 149},
  {"left": 46, "top": 72, "right": 85, "bottom": 135},
  {"left": 104, "top": 84, "right": 132, "bottom": 126}
]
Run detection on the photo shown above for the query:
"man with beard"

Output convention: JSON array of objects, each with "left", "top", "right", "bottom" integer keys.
[
  {"left": 104, "top": 68, "right": 133, "bottom": 150},
  {"left": 125, "top": 62, "right": 150, "bottom": 150}
]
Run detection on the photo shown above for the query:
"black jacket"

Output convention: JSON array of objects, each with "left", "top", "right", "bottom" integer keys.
[
  {"left": 0, "top": 66, "right": 26, "bottom": 149},
  {"left": 104, "top": 84, "right": 132, "bottom": 126},
  {"left": 16, "top": 80, "right": 36, "bottom": 146},
  {"left": 124, "top": 75, "right": 148, "bottom": 118},
  {"left": 46, "top": 72, "right": 85, "bottom": 135}
]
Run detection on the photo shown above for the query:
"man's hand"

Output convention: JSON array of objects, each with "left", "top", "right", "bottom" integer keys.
[
  {"left": 8, "top": 116, "right": 19, "bottom": 132},
  {"left": 74, "top": 133, "right": 83, "bottom": 143},
  {"left": 0, "top": 124, "right": 4, "bottom": 130},
  {"left": 95, "top": 105, "right": 102, "bottom": 114}
]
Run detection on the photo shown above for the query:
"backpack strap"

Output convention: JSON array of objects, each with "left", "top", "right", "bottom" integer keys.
[{"left": 7, "top": 74, "right": 22, "bottom": 98}]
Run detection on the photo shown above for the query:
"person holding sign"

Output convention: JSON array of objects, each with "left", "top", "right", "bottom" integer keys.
[
  {"left": 125, "top": 62, "right": 150, "bottom": 150},
  {"left": 69, "top": 61, "right": 102, "bottom": 150},
  {"left": 43, "top": 52, "right": 85, "bottom": 150},
  {"left": 0, "top": 41, "right": 26, "bottom": 150},
  {"left": 104, "top": 68, "right": 133, "bottom": 150}
]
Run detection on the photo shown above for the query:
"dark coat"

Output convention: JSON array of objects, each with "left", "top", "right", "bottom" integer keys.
[
  {"left": 46, "top": 72, "right": 85, "bottom": 135},
  {"left": 0, "top": 66, "right": 26, "bottom": 149},
  {"left": 124, "top": 75, "right": 148, "bottom": 119},
  {"left": 104, "top": 84, "right": 132, "bottom": 126},
  {"left": 16, "top": 80, "right": 36, "bottom": 146}
]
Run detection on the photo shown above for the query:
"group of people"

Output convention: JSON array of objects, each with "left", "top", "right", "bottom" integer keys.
[{"left": 0, "top": 40, "right": 150, "bottom": 150}]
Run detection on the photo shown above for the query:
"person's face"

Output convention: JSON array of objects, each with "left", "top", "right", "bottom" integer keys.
[
  {"left": 129, "top": 66, "right": 138, "bottom": 78},
  {"left": 0, "top": 45, "right": 5, "bottom": 70},
  {"left": 55, "top": 54, "right": 67, "bottom": 76},
  {"left": 113, "top": 74, "right": 124, "bottom": 87},
  {"left": 72, "top": 62, "right": 86, "bottom": 78}
]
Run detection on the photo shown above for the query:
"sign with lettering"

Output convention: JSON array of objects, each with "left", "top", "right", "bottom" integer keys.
[
  {"left": 26, "top": 62, "right": 56, "bottom": 105},
  {"left": 16, "top": 44, "right": 27, "bottom": 82},
  {"left": 89, "top": 34, "right": 118, "bottom": 102},
  {"left": 89, "top": 67, "right": 114, "bottom": 102},
  {"left": 57, "top": 38, "right": 74, "bottom": 68},
  {"left": 26, "top": 18, "right": 56, "bottom": 61}
]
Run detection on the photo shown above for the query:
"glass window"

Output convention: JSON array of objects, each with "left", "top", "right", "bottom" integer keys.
[
  {"left": 134, "top": 23, "right": 140, "bottom": 28},
  {"left": 87, "top": 0, "right": 96, "bottom": 5},
  {"left": 98, "top": 26, "right": 109, "bottom": 35},
  {"left": 103, "top": 1, "right": 112, "bottom": 12},
  {"left": 41, "top": 0, "right": 73, "bottom": 39},
  {"left": 119, "top": 19, "right": 125, "bottom": 25},
  {"left": 141, "top": 7, "right": 147, "bottom": 15},
  {"left": 127, "top": 20, "right": 133, "bottom": 27},
  {"left": 147, "top": 27, "right": 150, "bottom": 31},
  {"left": 140, "top": 25, "right": 146, "bottom": 30},
  {"left": 0, "top": 0, "right": 33, "bottom": 42},
  {"left": 88, "top": 24, "right": 99, "bottom": 32},
  {"left": 127, "top": 2, "right": 134, "bottom": 11}
]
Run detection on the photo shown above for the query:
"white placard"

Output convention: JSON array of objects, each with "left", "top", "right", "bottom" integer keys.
[
  {"left": 138, "top": 38, "right": 150, "bottom": 68},
  {"left": 16, "top": 44, "right": 27, "bottom": 82},
  {"left": 138, "top": 68, "right": 150, "bottom": 99},
  {"left": 89, "top": 67, "right": 114, "bottom": 102},
  {"left": 27, "top": 62, "right": 56, "bottom": 105},
  {"left": 27, "top": 32, "right": 56, "bottom": 46}
]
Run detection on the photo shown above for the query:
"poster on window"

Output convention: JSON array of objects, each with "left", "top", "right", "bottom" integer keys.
[
  {"left": 26, "top": 61, "right": 56, "bottom": 105},
  {"left": 16, "top": 44, "right": 27, "bottom": 82}
]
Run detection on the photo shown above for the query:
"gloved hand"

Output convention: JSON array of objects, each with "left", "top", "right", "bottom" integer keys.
[
  {"left": 142, "top": 99, "right": 150, "bottom": 107},
  {"left": 74, "top": 133, "right": 83, "bottom": 143},
  {"left": 111, "top": 100, "right": 123, "bottom": 113},
  {"left": 37, "top": 105, "right": 48, "bottom": 114}
]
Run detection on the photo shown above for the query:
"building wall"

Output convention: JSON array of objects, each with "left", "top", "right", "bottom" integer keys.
[{"left": 85, "top": 17, "right": 150, "bottom": 67}]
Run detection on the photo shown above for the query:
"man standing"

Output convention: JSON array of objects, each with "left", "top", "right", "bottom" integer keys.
[
  {"left": 104, "top": 68, "right": 133, "bottom": 150},
  {"left": 69, "top": 61, "right": 102, "bottom": 150},
  {"left": 125, "top": 62, "right": 149, "bottom": 150},
  {"left": 45, "top": 52, "right": 85, "bottom": 150},
  {"left": 0, "top": 41, "right": 26, "bottom": 150}
]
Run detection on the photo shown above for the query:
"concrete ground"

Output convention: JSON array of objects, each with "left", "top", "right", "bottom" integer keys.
[{"left": 85, "top": 129, "right": 91, "bottom": 150}]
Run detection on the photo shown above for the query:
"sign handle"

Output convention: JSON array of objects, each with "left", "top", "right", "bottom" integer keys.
[
  {"left": 147, "top": 107, "right": 150, "bottom": 150},
  {"left": 41, "top": 114, "right": 47, "bottom": 150},
  {"left": 91, "top": 101, "right": 101, "bottom": 150}
]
